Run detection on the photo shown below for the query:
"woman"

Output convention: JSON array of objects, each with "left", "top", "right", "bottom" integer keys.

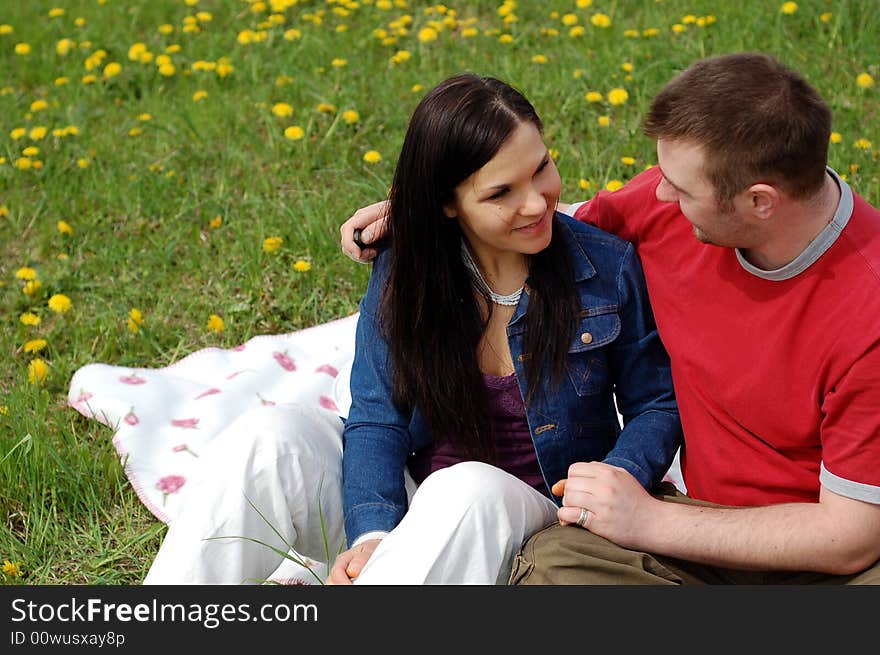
[
  {"left": 330, "top": 73, "right": 681, "bottom": 583},
  {"left": 144, "top": 73, "right": 680, "bottom": 585}
]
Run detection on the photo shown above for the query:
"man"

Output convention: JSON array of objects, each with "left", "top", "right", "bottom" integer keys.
[{"left": 340, "top": 53, "right": 880, "bottom": 584}]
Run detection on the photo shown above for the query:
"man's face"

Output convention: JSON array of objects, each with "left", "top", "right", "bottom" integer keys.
[{"left": 655, "top": 139, "right": 752, "bottom": 248}]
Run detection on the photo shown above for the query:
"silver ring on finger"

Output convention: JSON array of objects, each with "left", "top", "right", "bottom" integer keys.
[{"left": 575, "top": 507, "right": 589, "bottom": 528}]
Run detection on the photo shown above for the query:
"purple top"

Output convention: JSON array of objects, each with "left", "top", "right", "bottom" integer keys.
[{"left": 407, "top": 372, "right": 549, "bottom": 497}]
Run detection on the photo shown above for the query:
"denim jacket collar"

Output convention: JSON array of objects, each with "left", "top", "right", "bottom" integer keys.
[{"left": 509, "top": 212, "right": 597, "bottom": 327}]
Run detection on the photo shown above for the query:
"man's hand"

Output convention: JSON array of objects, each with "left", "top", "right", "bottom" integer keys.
[
  {"left": 553, "top": 462, "right": 657, "bottom": 548},
  {"left": 340, "top": 200, "right": 390, "bottom": 263},
  {"left": 325, "top": 538, "right": 382, "bottom": 585}
]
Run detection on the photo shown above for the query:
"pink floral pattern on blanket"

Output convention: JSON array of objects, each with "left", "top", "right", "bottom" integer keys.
[{"left": 66, "top": 313, "right": 360, "bottom": 529}]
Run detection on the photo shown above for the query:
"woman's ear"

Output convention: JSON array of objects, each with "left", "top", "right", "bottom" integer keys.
[{"left": 442, "top": 202, "right": 458, "bottom": 219}]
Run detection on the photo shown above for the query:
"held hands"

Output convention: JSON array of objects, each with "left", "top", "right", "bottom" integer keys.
[
  {"left": 552, "top": 462, "right": 656, "bottom": 549},
  {"left": 340, "top": 200, "right": 390, "bottom": 263},
  {"left": 325, "top": 538, "right": 382, "bottom": 585}
]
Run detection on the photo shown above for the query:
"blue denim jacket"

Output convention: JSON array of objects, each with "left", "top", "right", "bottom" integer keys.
[{"left": 342, "top": 212, "right": 682, "bottom": 545}]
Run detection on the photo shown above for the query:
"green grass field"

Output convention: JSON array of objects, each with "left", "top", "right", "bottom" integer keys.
[{"left": 1, "top": 0, "right": 877, "bottom": 584}]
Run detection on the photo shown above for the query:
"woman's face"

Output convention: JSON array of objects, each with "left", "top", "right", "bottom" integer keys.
[{"left": 444, "top": 121, "right": 561, "bottom": 264}]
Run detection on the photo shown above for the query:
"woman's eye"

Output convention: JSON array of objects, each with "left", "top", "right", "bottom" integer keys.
[
  {"left": 488, "top": 188, "right": 508, "bottom": 200},
  {"left": 536, "top": 159, "right": 549, "bottom": 173}
]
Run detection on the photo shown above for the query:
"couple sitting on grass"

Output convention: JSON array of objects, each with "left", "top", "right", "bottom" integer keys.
[{"left": 145, "top": 52, "right": 880, "bottom": 586}]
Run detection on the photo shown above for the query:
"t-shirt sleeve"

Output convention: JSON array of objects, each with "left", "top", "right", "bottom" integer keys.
[
  {"left": 819, "top": 339, "right": 880, "bottom": 504},
  {"left": 571, "top": 168, "right": 663, "bottom": 244}
]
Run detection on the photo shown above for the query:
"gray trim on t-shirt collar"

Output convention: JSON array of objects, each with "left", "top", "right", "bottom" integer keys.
[{"left": 736, "top": 168, "right": 853, "bottom": 281}]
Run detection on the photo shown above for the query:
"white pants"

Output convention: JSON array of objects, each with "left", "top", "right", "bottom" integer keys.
[{"left": 143, "top": 404, "right": 558, "bottom": 585}]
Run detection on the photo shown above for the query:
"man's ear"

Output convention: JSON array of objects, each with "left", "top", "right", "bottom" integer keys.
[{"left": 746, "top": 183, "right": 780, "bottom": 220}]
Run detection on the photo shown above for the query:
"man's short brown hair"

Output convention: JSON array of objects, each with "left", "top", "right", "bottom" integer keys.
[{"left": 644, "top": 52, "right": 831, "bottom": 209}]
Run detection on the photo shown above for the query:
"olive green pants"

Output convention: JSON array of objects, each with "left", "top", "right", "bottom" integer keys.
[{"left": 510, "top": 484, "right": 880, "bottom": 585}]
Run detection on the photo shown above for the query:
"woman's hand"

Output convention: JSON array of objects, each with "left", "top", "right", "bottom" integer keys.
[
  {"left": 325, "top": 538, "right": 382, "bottom": 585},
  {"left": 340, "top": 200, "right": 390, "bottom": 263}
]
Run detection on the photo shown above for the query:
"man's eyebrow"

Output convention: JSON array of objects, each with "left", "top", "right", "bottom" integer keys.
[{"left": 659, "top": 168, "right": 687, "bottom": 194}]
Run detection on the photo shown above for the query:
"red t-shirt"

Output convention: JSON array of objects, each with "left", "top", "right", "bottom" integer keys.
[{"left": 574, "top": 167, "right": 880, "bottom": 506}]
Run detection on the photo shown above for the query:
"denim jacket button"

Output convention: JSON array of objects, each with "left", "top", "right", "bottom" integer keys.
[{"left": 580, "top": 331, "right": 593, "bottom": 344}]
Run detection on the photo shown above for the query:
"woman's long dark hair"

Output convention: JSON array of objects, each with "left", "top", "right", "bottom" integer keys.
[{"left": 382, "top": 73, "right": 578, "bottom": 462}]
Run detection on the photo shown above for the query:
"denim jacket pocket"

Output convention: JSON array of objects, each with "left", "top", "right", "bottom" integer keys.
[{"left": 566, "top": 308, "right": 620, "bottom": 396}]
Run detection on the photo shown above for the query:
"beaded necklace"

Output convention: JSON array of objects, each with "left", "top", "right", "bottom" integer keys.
[{"left": 460, "top": 241, "right": 523, "bottom": 307}]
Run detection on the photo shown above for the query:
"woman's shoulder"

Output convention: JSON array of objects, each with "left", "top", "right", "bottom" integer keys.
[{"left": 555, "top": 211, "right": 634, "bottom": 263}]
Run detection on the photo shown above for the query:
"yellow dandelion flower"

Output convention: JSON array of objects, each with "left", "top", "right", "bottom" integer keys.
[
  {"left": 620, "top": 156, "right": 636, "bottom": 165},
  {"left": 209, "top": 215, "right": 222, "bottom": 229},
  {"left": 11, "top": 128, "right": 26, "bottom": 140},
  {"left": 48, "top": 293, "right": 72, "bottom": 313},
  {"left": 23, "top": 280, "right": 42, "bottom": 296},
  {"left": 28, "top": 359, "right": 48, "bottom": 384},
  {"left": 829, "top": 132, "right": 842, "bottom": 144},
  {"left": 82, "top": 74, "right": 97, "bottom": 85},
  {"left": 607, "top": 88, "right": 629, "bottom": 105},
  {"left": 2, "top": 560, "right": 22, "bottom": 577},
  {"left": 577, "top": 0, "right": 593, "bottom": 7},
  {"left": 55, "top": 76, "right": 70, "bottom": 85},
  {"left": 590, "top": 14, "right": 611, "bottom": 28},
  {"left": 820, "top": 12, "right": 832, "bottom": 23},
  {"left": 24, "top": 339, "right": 48, "bottom": 354},
  {"left": 137, "top": 113, "right": 152, "bottom": 122},
  {"left": 569, "top": 26, "right": 585, "bottom": 37},
  {"left": 363, "top": 150, "right": 382, "bottom": 164},
  {"left": 856, "top": 73, "right": 875, "bottom": 89},
  {"left": 0, "top": 406, "right": 7, "bottom": 416},
  {"left": 158, "top": 24, "right": 174, "bottom": 35},
  {"left": 391, "top": 50, "right": 411, "bottom": 64},
  {"left": 578, "top": 179, "right": 593, "bottom": 190},
  {"left": 29, "top": 126, "right": 48, "bottom": 140},
  {"left": 562, "top": 14, "right": 578, "bottom": 26},
  {"left": 643, "top": 27, "right": 660, "bottom": 37},
  {"left": 498, "top": 34, "right": 513, "bottom": 44},
  {"left": 412, "top": 84, "right": 424, "bottom": 93},
  {"left": 32, "top": 160, "right": 43, "bottom": 171},
  {"left": 418, "top": 27, "right": 438, "bottom": 42},
  {"left": 128, "top": 127, "right": 142, "bottom": 137},
  {"left": 331, "top": 58, "right": 348, "bottom": 68},
  {"left": 0, "top": 25, "right": 13, "bottom": 35},
  {"left": 0, "top": 205, "right": 8, "bottom": 218},
  {"left": 193, "top": 90, "right": 208, "bottom": 102},
  {"left": 16, "top": 267, "right": 37, "bottom": 280},
  {"left": 462, "top": 27, "right": 478, "bottom": 37},
  {"left": 103, "top": 62, "right": 122, "bottom": 78},
  {"left": 75, "top": 17, "right": 86, "bottom": 27},
  {"left": 598, "top": 116, "right": 611, "bottom": 127},
  {"left": 22, "top": 146, "right": 39, "bottom": 157},
  {"left": 206, "top": 314, "right": 224, "bottom": 333},
  {"left": 159, "top": 63, "right": 175, "bottom": 77},
  {"left": 77, "top": 157, "right": 91, "bottom": 168},
  {"left": 272, "top": 102, "right": 294, "bottom": 118},
  {"left": 671, "top": 23, "right": 686, "bottom": 34},
  {"left": 30, "top": 99, "right": 48, "bottom": 112},
  {"left": 263, "top": 236, "right": 283, "bottom": 253},
  {"left": 15, "top": 157, "right": 32, "bottom": 171},
  {"left": 342, "top": 110, "right": 359, "bottom": 124},
  {"left": 605, "top": 179, "right": 624, "bottom": 192},
  {"left": 316, "top": 103, "right": 336, "bottom": 114},
  {"left": 283, "top": 125, "right": 305, "bottom": 141},
  {"left": 15, "top": 43, "right": 31, "bottom": 55},
  {"left": 20, "top": 313, "right": 40, "bottom": 326},
  {"left": 293, "top": 259, "right": 312, "bottom": 272},
  {"left": 584, "top": 92, "right": 603, "bottom": 103},
  {"left": 532, "top": 54, "right": 548, "bottom": 64},
  {"left": 284, "top": 28, "right": 302, "bottom": 40},
  {"left": 781, "top": 2, "right": 798, "bottom": 15},
  {"left": 855, "top": 138, "right": 872, "bottom": 150},
  {"left": 216, "top": 59, "right": 234, "bottom": 77},
  {"left": 49, "top": 8, "right": 65, "bottom": 17},
  {"left": 57, "top": 220, "right": 73, "bottom": 235}
]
